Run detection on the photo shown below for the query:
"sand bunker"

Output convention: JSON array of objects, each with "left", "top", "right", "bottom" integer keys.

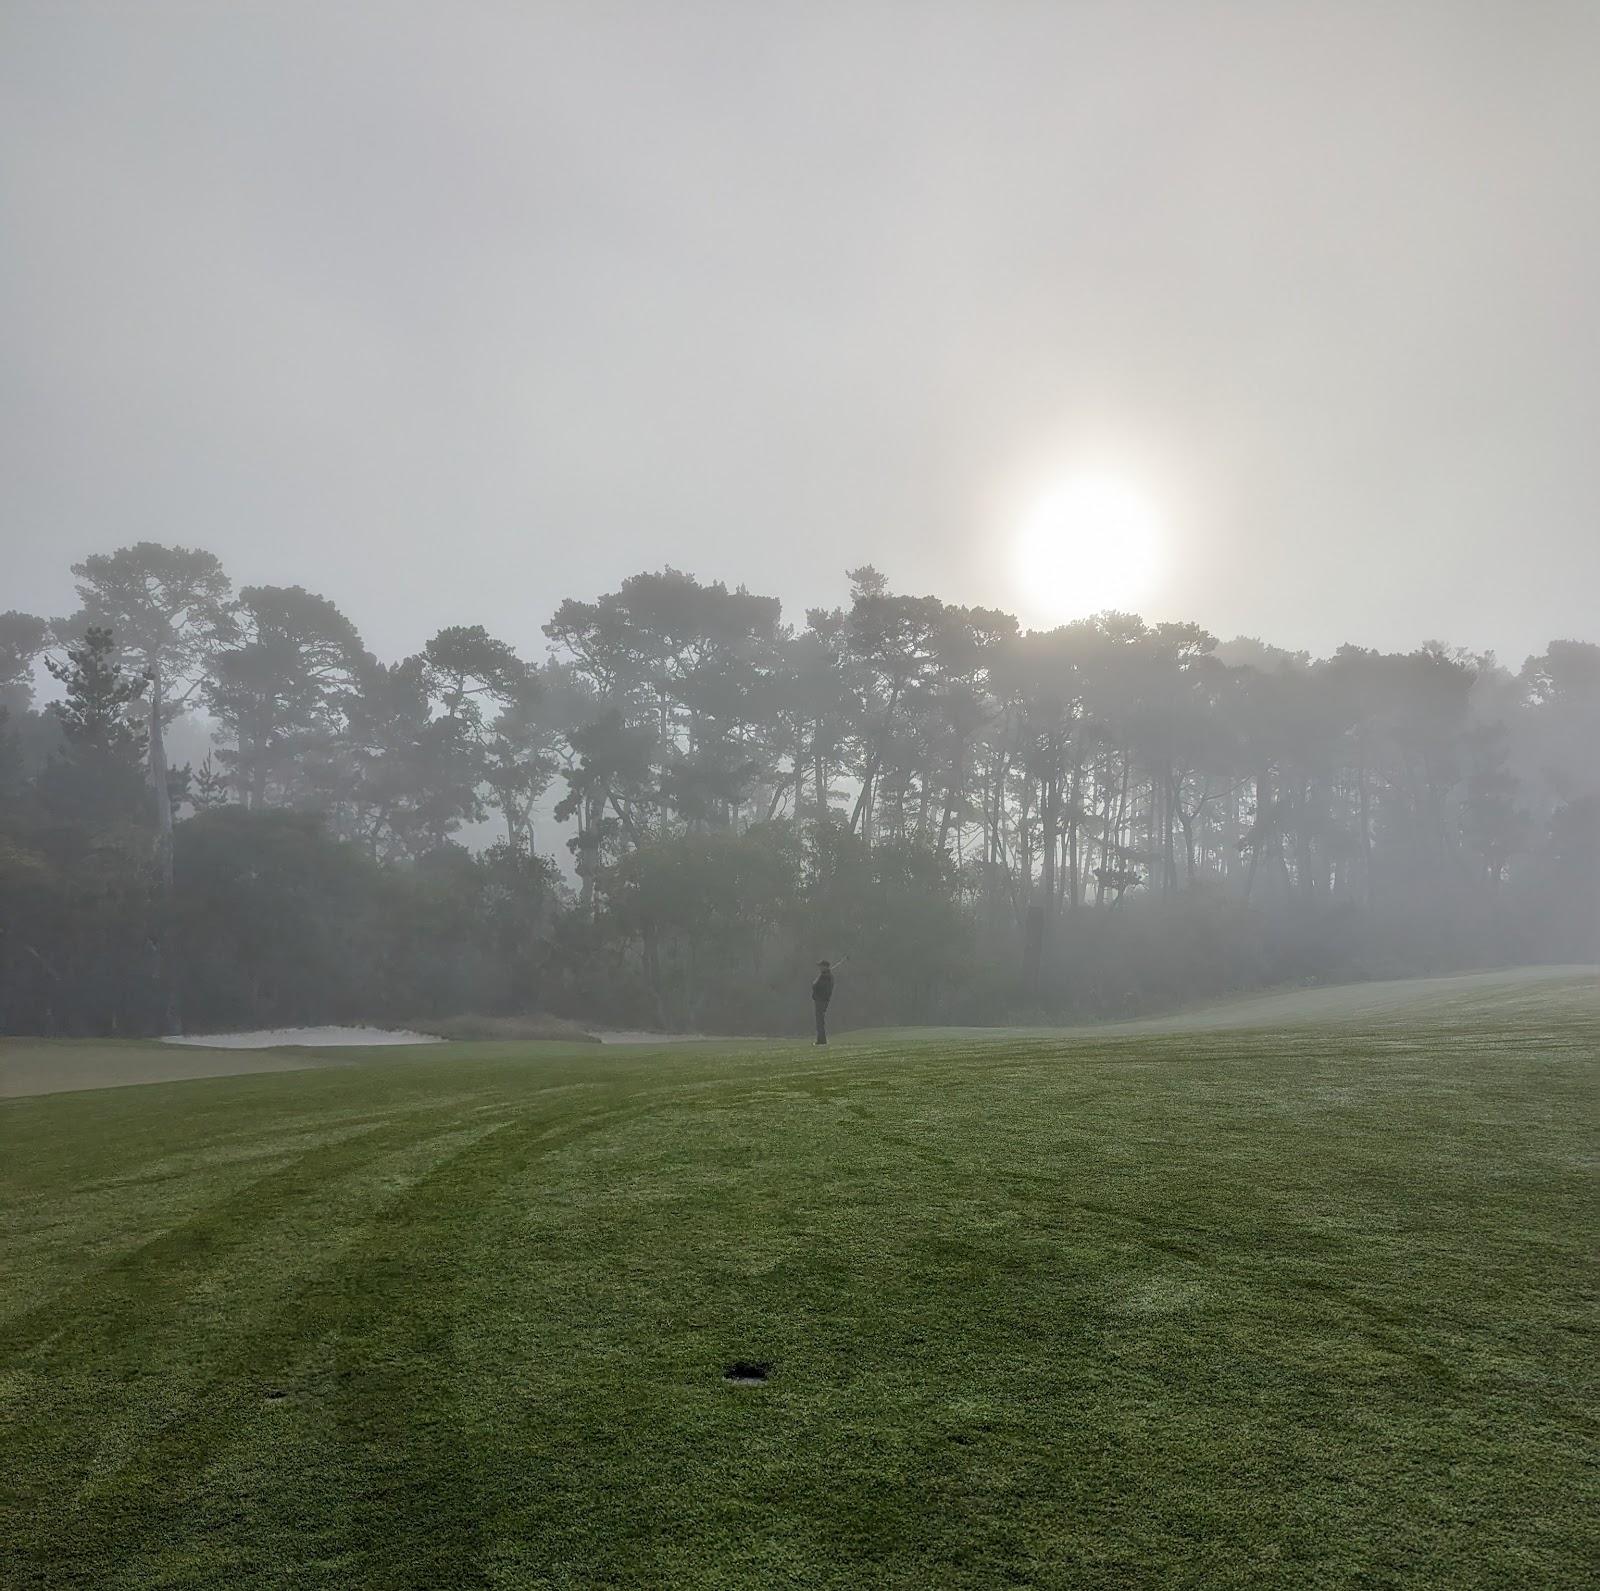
[
  {"left": 163, "top": 1026, "right": 442, "bottom": 1049},
  {"left": 2, "top": 1025, "right": 442, "bottom": 1099}
]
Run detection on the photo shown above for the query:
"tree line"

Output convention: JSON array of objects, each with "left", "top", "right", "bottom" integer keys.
[{"left": 2, "top": 544, "right": 1595, "bottom": 1036}]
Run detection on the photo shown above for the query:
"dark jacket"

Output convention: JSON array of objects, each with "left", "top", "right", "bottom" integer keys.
[{"left": 811, "top": 969, "right": 834, "bottom": 1005}]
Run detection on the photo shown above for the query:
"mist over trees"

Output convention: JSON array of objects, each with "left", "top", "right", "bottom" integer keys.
[{"left": 1, "top": 547, "right": 1595, "bottom": 1037}]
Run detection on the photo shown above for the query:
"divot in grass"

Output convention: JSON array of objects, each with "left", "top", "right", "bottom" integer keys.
[{"left": 723, "top": 1361, "right": 771, "bottom": 1385}]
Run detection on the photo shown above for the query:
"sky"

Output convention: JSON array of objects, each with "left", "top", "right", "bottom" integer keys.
[{"left": 3, "top": 1, "right": 1597, "bottom": 669}]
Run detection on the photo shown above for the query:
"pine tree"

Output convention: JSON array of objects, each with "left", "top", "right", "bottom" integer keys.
[
  {"left": 190, "top": 755, "right": 232, "bottom": 810},
  {"left": 40, "top": 628, "right": 151, "bottom": 823}
]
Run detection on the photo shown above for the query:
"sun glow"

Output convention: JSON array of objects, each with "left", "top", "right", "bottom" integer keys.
[{"left": 1012, "top": 474, "right": 1163, "bottom": 623}]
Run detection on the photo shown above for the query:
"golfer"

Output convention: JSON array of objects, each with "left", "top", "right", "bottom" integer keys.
[{"left": 811, "top": 959, "right": 835, "bottom": 1045}]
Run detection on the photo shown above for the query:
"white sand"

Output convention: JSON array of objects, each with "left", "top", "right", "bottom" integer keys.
[{"left": 163, "top": 1026, "right": 442, "bottom": 1049}]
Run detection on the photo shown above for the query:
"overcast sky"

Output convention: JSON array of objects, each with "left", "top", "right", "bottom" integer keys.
[{"left": 3, "top": 2, "right": 1596, "bottom": 668}]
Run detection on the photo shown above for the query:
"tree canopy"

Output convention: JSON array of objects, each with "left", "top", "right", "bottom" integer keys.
[{"left": 2, "top": 545, "right": 1595, "bottom": 1037}]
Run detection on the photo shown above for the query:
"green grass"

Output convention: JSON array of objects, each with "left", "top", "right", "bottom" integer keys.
[{"left": 2, "top": 972, "right": 1596, "bottom": 1589}]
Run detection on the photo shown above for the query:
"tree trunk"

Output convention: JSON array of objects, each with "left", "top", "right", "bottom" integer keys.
[
  {"left": 848, "top": 680, "right": 904, "bottom": 839},
  {"left": 1067, "top": 755, "right": 1081, "bottom": 910},
  {"left": 1243, "top": 768, "right": 1267, "bottom": 902},
  {"left": 147, "top": 663, "right": 180, "bottom": 1032},
  {"left": 1017, "top": 775, "right": 1033, "bottom": 910},
  {"left": 1358, "top": 750, "right": 1374, "bottom": 908},
  {"left": 936, "top": 734, "right": 962, "bottom": 856},
  {"left": 1162, "top": 768, "right": 1178, "bottom": 896},
  {"left": 1040, "top": 769, "right": 1057, "bottom": 913}
]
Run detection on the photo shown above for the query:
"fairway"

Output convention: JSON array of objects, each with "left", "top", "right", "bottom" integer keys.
[{"left": 3, "top": 971, "right": 1596, "bottom": 1589}]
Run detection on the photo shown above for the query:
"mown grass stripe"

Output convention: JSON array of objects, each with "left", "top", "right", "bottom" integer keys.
[{"left": 2, "top": 980, "right": 1595, "bottom": 1588}]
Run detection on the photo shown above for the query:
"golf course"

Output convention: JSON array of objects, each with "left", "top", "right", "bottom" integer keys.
[{"left": 2, "top": 967, "right": 1595, "bottom": 1589}]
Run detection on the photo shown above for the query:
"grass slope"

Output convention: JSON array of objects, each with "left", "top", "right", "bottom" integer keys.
[{"left": 2, "top": 971, "right": 1595, "bottom": 1588}]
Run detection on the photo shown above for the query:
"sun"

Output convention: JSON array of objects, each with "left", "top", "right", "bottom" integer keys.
[{"left": 1012, "top": 474, "right": 1163, "bottom": 623}]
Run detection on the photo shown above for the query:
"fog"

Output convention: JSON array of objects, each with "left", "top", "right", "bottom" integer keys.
[
  {"left": 4, "top": 2, "right": 1598, "bottom": 664},
  {"left": 1, "top": 6, "right": 1596, "bottom": 1039},
  {"left": 4, "top": 547, "right": 1596, "bottom": 1038}
]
